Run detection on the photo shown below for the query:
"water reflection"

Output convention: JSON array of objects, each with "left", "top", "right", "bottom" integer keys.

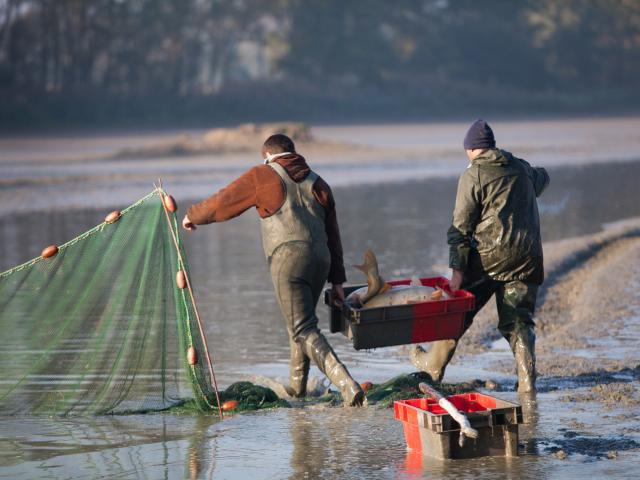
[
  {"left": 0, "top": 415, "right": 212, "bottom": 478},
  {"left": 185, "top": 416, "right": 219, "bottom": 480},
  {"left": 286, "top": 408, "right": 407, "bottom": 479},
  {"left": 518, "top": 392, "right": 540, "bottom": 457}
]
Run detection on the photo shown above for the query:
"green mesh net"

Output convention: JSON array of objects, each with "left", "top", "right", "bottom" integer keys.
[
  {"left": 307, "top": 373, "right": 482, "bottom": 408},
  {"left": 171, "top": 382, "right": 291, "bottom": 415},
  {"left": 363, "top": 373, "right": 476, "bottom": 407},
  {"left": 0, "top": 190, "right": 219, "bottom": 416},
  {"left": 0, "top": 190, "right": 480, "bottom": 417}
]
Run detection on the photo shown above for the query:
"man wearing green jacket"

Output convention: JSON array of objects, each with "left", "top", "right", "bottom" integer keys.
[{"left": 411, "top": 119, "right": 550, "bottom": 393}]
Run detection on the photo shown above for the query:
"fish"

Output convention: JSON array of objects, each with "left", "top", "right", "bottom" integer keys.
[{"left": 347, "top": 249, "right": 445, "bottom": 309}]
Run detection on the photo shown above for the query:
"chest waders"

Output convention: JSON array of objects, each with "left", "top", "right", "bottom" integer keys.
[{"left": 261, "top": 162, "right": 364, "bottom": 406}]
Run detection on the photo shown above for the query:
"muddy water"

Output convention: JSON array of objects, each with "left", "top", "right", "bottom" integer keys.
[
  {"left": 2, "top": 152, "right": 640, "bottom": 475},
  {"left": 1, "top": 395, "right": 638, "bottom": 479}
]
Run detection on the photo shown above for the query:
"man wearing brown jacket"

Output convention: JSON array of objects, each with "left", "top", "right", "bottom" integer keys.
[{"left": 183, "top": 134, "right": 364, "bottom": 406}]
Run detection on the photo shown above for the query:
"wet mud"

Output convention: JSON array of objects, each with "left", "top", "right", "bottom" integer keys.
[
  {"left": 109, "top": 122, "right": 317, "bottom": 159},
  {"left": 561, "top": 382, "right": 640, "bottom": 408},
  {"left": 538, "top": 426, "right": 639, "bottom": 460}
]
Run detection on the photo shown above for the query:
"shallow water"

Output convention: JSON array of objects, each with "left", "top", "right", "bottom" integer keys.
[
  {"left": 2, "top": 396, "right": 638, "bottom": 479},
  {"left": 2, "top": 125, "right": 640, "bottom": 477}
]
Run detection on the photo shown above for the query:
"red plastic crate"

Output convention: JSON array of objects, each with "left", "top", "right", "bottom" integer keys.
[
  {"left": 323, "top": 276, "right": 475, "bottom": 350},
  {"left": 394, "top": 393, "right": 522, "bottom": 460}
]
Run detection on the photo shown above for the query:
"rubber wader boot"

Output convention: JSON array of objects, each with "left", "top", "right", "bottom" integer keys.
[
  {"left": 302, "top": 330, "right": 365, "bottom": 406},
  {"left": 286, "top": 337, "right": 310, "bottom": 398},
  {"left": 510, "top": 328, "right": 536, "bottom": 393},
  {"left": 410, "top": 339, "right": 458, "bottom": 382}
]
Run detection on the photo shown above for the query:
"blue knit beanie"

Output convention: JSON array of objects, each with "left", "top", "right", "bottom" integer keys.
[{"left": 463, "top": 119, "right": 495, "bottom": 150}]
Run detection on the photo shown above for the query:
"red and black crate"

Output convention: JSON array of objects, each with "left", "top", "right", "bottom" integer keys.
[
  {"left": 394, "top": 393, "right": 523, "bottom": 460},
  {"left": 323, "top": 276, "right": 475, "bottom": 350}
]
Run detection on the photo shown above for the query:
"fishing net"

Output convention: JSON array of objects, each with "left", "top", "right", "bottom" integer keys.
[
  {"left": 0, "top": 190, "right": 219, "bottom": 416},
  {"left": 316, "top": 372, "right": 481, "bottom": 408},
  {"left": 172, "top": 382, "right": 290, "bottom": 415},
  {"left": 0, "top": 188, "right": 488, "bottom": 417}
]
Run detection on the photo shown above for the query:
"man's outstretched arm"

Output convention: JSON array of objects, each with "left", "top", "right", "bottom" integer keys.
[{"left": 183, "top": 167, "right": 261, "bottom": 230}]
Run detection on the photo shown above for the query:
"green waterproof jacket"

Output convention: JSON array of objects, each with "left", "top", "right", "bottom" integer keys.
[{"left": 447, "top": 149, "right": 550, "bottom": 285}]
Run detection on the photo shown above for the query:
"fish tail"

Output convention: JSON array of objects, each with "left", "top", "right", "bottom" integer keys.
[{"left": 352, "top": 263, "right": 368, "bottom": 274}]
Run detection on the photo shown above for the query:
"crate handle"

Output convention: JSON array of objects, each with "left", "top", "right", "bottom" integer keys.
[{"left": 396, "top": 403, "right": 408, "bottom": 422}]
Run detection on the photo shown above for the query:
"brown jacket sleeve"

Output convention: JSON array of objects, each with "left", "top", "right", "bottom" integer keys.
[
  {"left": 186, "top": 166, "right": 261, "bottom": 224},
  {"left": 313, "top": 177, "right": 347, "bottom": 284}
]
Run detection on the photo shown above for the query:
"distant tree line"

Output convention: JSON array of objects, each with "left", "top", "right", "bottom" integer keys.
[{"left": 1, "top": 0, "right": 639, "bottom": 128}]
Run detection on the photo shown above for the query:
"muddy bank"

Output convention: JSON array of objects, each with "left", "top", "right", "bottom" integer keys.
[
  {"left": 453, "top": 216, "right": 640, "bottom": 364},
  {"left": 109, "top": 122, "right": 317, "bottom": 159},
  {"left": 2, "top": 117, "right": 640, "bottom": 218}
]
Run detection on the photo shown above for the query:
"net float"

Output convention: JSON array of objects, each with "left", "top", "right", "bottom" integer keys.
[
  {"left": 221, "top": 400, "right": 239, "bottom": 412},
  {"left": 105, "top": 210, "right": 121, "bottom": 224},
  {"left": 187, "top": 346, "right": 198, "bottom": 365},
  {"left": 176, "top": 270, "right": 187, "bottom": 289},
  {"left": 360, "top": 381, "right": 374, "bottom": 392},
  {"left": 41, "top": 245, "right": 59, "bottom": 259},
  {"left": 163, "top": 194, "right": 177, "bottom": 212}
]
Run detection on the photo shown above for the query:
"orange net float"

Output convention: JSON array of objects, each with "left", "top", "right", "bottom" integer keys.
[
  {"left": 176, "top": 270, "right": 187, "bottom": 289},
  {"left": 104, "top": 210, "right": 122, "bottom": 224},
  {"left": 162, "top": 194, "right": 177, "bottom": 213},
  {"left": 187, "top": 346, "right": 198, "bottom": 365},
  {"left": 221, "top": 400, "right": 239, "bottom": 412},
  {"left": 360, "top": 381, "right": 374, "bottom": 392},
  {"left": 41, "top": 245, "right": 59, "bottom": 259}
]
